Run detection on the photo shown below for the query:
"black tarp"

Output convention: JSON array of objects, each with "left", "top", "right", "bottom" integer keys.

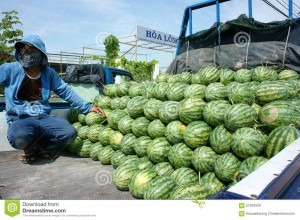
[{"left": 167, "top": 14, "right": 300, "bottom": 74}]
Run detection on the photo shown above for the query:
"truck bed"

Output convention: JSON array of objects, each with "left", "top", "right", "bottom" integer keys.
[{"left": 0, "top": 150, "right": 134, "bottom": 200}]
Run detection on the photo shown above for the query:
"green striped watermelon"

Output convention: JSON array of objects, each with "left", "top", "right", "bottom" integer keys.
[
  {"left": 109, "top": 131, "right": 124, "bottom": 150},
  {"left": 171, "top": 167, "right": 198, "bottom": 185},
  {"left": 98, "top": 146, "right": 115, "bottom": 165},
  {"left": 192, "top": 146, "right": 218, "bottom": 174},
  {"left": 214, "top": 152, "right": 241, "bottom": 182},
  {"left": 148, "top": 119, "right": 166, "bottom": 139},
  {"left": 183, "top": 121, "right": 212, "bottom": 148},
  {"left": 170, "top": 182, "right": 210, "bottom": 199},
  {"left": 184, "top": 84, "right": 206, "bottom": 99},
  {"left": 98, "top": 127, "right": 114, "bottom": 146},
  {"left": 67, "top": 136, "right": 83, "bottom": 154},
  {"left": 142, "top": 82, "right": 156, "bottom": 99},
  {"left": 116, "top": 82, "right": 130, "bottom": 97},
  {"left": 155, "top": 73, "right": 171, "bottom": 83},
  {"left": 165, "top": 121, "right": 186, "bottom": 144},
  {"left": 203, "top": 100, "right": 231, "bottom": 127},
  {"left": 228, "top": 84, "right": 254, "bottom": 105},
  {"left": 147, "top": 137, "right": 171, "bottom": 163},
  {"left": 85, "top": 112, "right": 106, "bottom": 126},
  {"left": 128, "top": 83, "right": 144, "bottom": 98},
  {"left": 94, "top": 95, "right": 111, "bottom": 109},
  {"left": 266, "top": 126, "right": 300, "bottom": 158},
  {"left": 90, "top": 142, "right": 104, "bottom": 159},
  {"left": 278, "top": 69, "right": 298, "bottom": 80},
  {"left": 132, "top": 117, "right": 150, "bottom": 137},
  {"left": 67, "top": 108, "right": 81, "bottom": 124},
  {"left": 226, "top": 81, "right": 241, "bottom": 94},
  {"left": 180, "top": 72, "right": 192, "bottom": 84},
  {"left": 219, "top": 68, "right": 235, "bottom": 85},
  {"left": 110, "top": 97, "right": 121, "bottom": 110},
  {"left": 119, "top": 96, "right": 131, "bottom": 110},
  {"left": 120, "top": 134, "right": 137, "bottom": 155},
  {"left": 78, "top": 114, "right": 86, "bottom": 125},
  {"left": 144, "top": 99, "right": 163, "bottom": 121},
  {"left": 232, "top": 128, "right": 266, "bottom": 158},
  {"left": 179, "top": 97, "right": 206, "bottom": 124},
  {"left": 209, "top": 125, "right": 233, "bottom": 154},
  {"left": 113, "top": 163, "right": 139, "bottom": 191},
  {"left": 168, "top": 74, "right": 182, "bottom": 83},
  {"left": 111, "top": 150, "right": 126, "bottom": 169},
  {"left": 246, "top": 81, "right": 261, "bottom": 92},
  {"left": 144, "top": 176, "right": 176, "bottom": 199},
  {"left": 134, "top": 136, "right": 152, "bottom": 157},
  {"left": 168, "top": 143, "right": 193, "bottom": 169},
  {"left": 118, "top": 115, "right": 134, "bottom": 135},
  {"left": 200, "top": 172, "right": 225, "bottom": 196},
  {"left": 78, "top": 126, "right": 89, "bottom": 140},
  {"left": 236, "top": 156, "right": 268, "bottom": 180},
  {"left": 158, "top": 101, "right": 180, "bottom": 124},
  {"left": 107, "top": 109, "right": 127, "bottom": 130},
  {"left": 127, "top": 96, "right": 148, "bottom": 118},
  {"left": 136, "top": 157, "right": 154, "bottom": 170},
  {"left": 154, "top": 82, "right": 169, "bottom": 101},
  {"left": 87, "top": 124, "right": 105, "bottom": 143},
  {"left": 167, "top": 83, "right": 188, "bottom": 101},
  {"left": 224, "top": 104, "right": 257, "bottom": 131},
  {"left": 153, "top": 162, "right": 174, "bottom": 176},
  {"left": 205, "top": 82, "right": 228, "bottom": 101},
  {"left": 103, "top": 84, "right": 117, "bottom": 97},
  {"left": 129, "top": 168, "right": 158, "bottom": 199},
  {"left": 77, "top": 139, "right": 93, "bottom": 158},
  {"left": 234, "top": 69, "right": 252, "bottom": 83},
  {"left": 72, "top": 122, "right": 83, "bottom": 131},
  {"left": 119, "top": 155, "right": 140, "bottom": 167},
  {"left": 251, "top": 66, "right": 278, "bottom": 82},
  {"left": 199, "top": 66, "right": 220, "bottom": 85},
  {"left": 191, "top": 70, "right": 202, "bottom": 84},
  {"left": 279, "top": 80, "right": 298, "bottom": 98}
]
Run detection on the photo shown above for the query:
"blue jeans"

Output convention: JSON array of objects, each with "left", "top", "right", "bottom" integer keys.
[{"left": 7, "top": 115, "right": 77, "bottom": 151}]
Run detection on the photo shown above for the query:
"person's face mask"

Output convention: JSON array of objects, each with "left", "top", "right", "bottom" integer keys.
[{"left": 18, "top": 51, "right": 44, "bottom": 68}]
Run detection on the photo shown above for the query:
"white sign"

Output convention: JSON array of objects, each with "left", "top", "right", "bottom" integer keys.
[{"left": 136, "top": 25, "right": 179, "bottom": 48}]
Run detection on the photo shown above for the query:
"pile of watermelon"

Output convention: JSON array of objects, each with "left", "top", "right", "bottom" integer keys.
[{"left": 67, "top": 65, "right": 300, "bottom": 199}]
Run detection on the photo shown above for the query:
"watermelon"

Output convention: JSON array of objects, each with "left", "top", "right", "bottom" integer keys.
[
  {"left": 131, "top": 117, "right": 150, "bottom": 137},
  {"left": 192, "top": 146, "right": 218, "bottom": 174},
  {"left": 167, "top": 83, "right": 188, "bottom": 101},
  {"left": 228, "top": 84, "right": 254, "bottom": 105},
  {"left": 234, "top": 69, "right": 252, "bottom": 83},
  {"left": 67, "top": 136, "right": 83, "bottom": 154},
  {"left": 77, "top": 139, "right": 93, "bottom": 157},
  {"left": 258, "top": 100, "right": 300, "bottom": 130},
  {"left": 279, "top": 80, "right": 298, "bottom": 98},
  {"left": 180, "top": 72, "right": 192, "bottom": 84},
  {"left": 183, "top": 121, "right": 212, "bottom": 149},
  {"left": 119, "top": 155, "right": 140, "bottom": 167},
  {"left": 144, "top": 99, "right": 163, "bottom": 121},
  {"left": 278, "top": 69, "right": 298, "bottom": 80},
  {"left": 98, "top": 127, "right": 114, "bottom": 146},
  {"left": 226, "top": 81, "right": 241, "bottom": 93},
  {"left": 103, "top": 84, "right": 117, "bottom": 97},
  {"left": 107, "top": 109, "right": 127, "bottom": 130},
  {"left": 191, "top": 70, "right": 202, "bottom": 84},
  {"left": 179, "top": 97, "right": 206, "bottom": 124},
  {"left": 214, "top": 152, "right": 241, "bottom": 182},
  {"left": 118, "top": 115, "right": 134, "bottom": 135},
  {"left": 116, "top": 82, "right": 130, "bottom": 97},
  {"left": 170, "top": 182, "right": 210, "bottom": 200},
  {"left": 236, "top": 156, "right": 268, "bottom": 180},
  {"left": 168, "top": 74, "right": 182, "bottom": 83},
  {"left": 87, "top": 124, "right": 105, "bottom": 143},
  {"left": 232, "top": 128, "right": 266, "bottom": 158},
  {"left": 154, "top": 82, "right": 169, "bottom": 101},
  {"left": 158, "top": 101, "right": 179, "bottom": 124},
  {"left": 103, "top": 108, "right": 112, "bottom": 117},
  {"left": 136, "top": 157, "right": 154, "bottom": 170},
  {"left": 251, "top": 103, "right": 261, "bottom": 117},
  {"left": 168, "top": 143, "right": 193, "bottom": 169},
  {"left": 109, "top": 131, "right": 124, "bottom": 150},
  {"left": 165, "top": 121, "right": 186, "bottom": 144},
  {"left": 251, "top": 66, "right": 278, "bottom": 82},
  {"left": 205, "top": 82, "right": 228, "bottom": 101},
  {"left": 78, "top": 114, "right": 86, "bottom": 125},
  {"left": 209, "top": 125, "right": 233, "bottom": 154},
  {"left": 144, "top": 176, "right": 176, "bottom": 199},
  {"left": 203, "top": 100, "right": 231, "bottom": 127},
  {"left": 94, "top": 95, "right": 111, "bottom": 109},
  {"left": 128, "top": 83, "right": 144, "bottom": 98},
  {"left": 147, "top": 137, "right": 171, "bottom": 163},
  {"left": 90, "top": 142, "right": 104, "bottom": 160},
  {"left": 67, "top": 108, "right": 80, "bottom": 124},
  {"left": 219, "top": 68, "right": 235, "bottom": 85},
  {"left": 134, "top": 136, "right": 152, "bottom": 157},
  {"left": 142, "top": 82, "right": 156, "bottom": 99},
  {"left": 200, "top": 172, "right": 225, "bottom": 196},
  {"left": 171, "top": 167, "right": 198, "bottom": 185},
  {"left": 199, "top": 66, "right": 220, "bottom": 85},
  {"left": 129, "top": 168, "right": 158, "bottom": 199},
  {"left": 246, "top": 81, "right": 261, "bottom": 92},
  {"left": 127, "top": 96, "right": 148, "bottom": 118},
  {"left": 148, "top": 119, "right": 166, "bottom": 139},
  {"left": 98, "top": 146, "right": 115, "bottom": 165},
  {"left": 78, "top": 126, "right": 89, "bottom": 140},
  {"left": 255, "top": 81, "right": 290, "bottom": 105},
  {"left": 85, "top": 112, "right": 106, "bottom": 126},
  {"left": 119, "top": 96, "right": 131, "bottom": 110},
  {"left": 224, "top": 104, "right": 257, "bottom": 131},
  {"left": 111, "top": 150, "right": 126, "bottom": 169},
  {"left": 113, "top": 163, "right": 139, "bottom": 191},
  {"left": 155, "top": 73, "right": 171, "bottom": 83},
  {"left": 110, "top": 97, "right": 121, "bottom": 110},
  {"left": 120, "top": 134, "right": 137, "bottom": 155},
  {"left": 266, "top": 126, "right": 300, "bottom": 158},
  {"left": 153, "top": 162, "right": 175, "bottom": 176},
  {"left": 184, "top": 84, "right": 206, "bottom": 99},
  {"left": 72, "top": 122, "right": 83, "bottom": 131}
]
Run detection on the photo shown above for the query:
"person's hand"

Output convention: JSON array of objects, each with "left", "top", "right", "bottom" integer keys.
[{"left": 90, "top": 106, "right": 106, "bottom": 117}]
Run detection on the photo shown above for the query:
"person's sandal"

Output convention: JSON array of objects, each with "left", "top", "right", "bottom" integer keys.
[{"left": 19, "top": 153, "right": 38, "bottom": 164}]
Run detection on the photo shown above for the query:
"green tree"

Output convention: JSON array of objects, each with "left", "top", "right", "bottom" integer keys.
[
  {"left": 104, "top": 34, "right": 119, "bottom": 67},
  {"left": 0, "top": 10, "right": 23, "bottom": 64}
]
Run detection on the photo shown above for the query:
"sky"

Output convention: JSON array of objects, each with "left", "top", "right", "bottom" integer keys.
[{"left": 1, "top": 0, "right": 299, "bottom": 70}]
